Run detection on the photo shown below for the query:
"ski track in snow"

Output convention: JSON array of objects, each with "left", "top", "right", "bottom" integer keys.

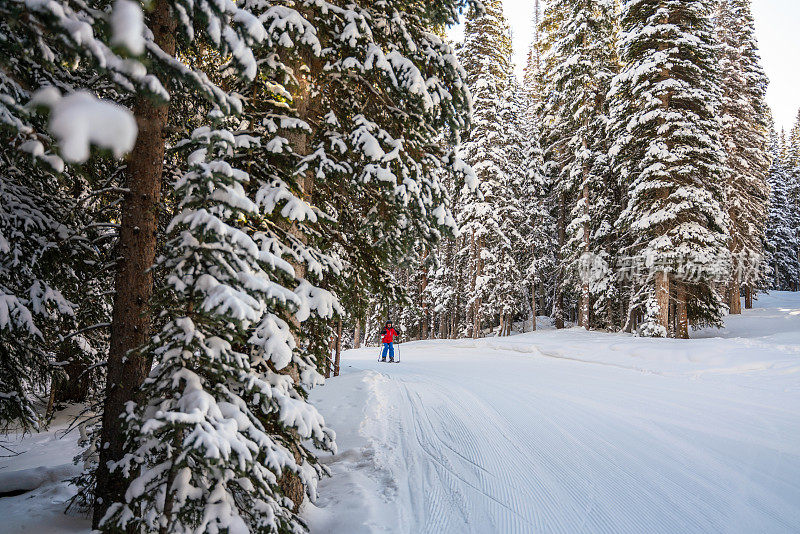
[
  {"left": 1, "top": 294, "right": 799, "bottom": 533},
  {"left": 306, "top": 292, "right": 800, "bottom": 534}
]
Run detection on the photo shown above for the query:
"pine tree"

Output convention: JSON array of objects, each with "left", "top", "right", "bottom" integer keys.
[
  {"left": 609, "top": 0, "right": 730, "bottom": 338},
  {"left": 91, "top": 1, "right": 270, "bottom": 524},
  {"left": 538, "top": 0, "right": 619, "bottom": 330},
  {"left": 519, "top": 29, "right": 553, "bottom": 331},
  {"left": 457, "top": 0, "right": 522, "bottom": 337},
  {"left": 716, "top": 0, "right": 772, "bottom": 313},
  {"left": 100, "top": 124, "right": 335, "bottom": 532},
  {"left": 765, "top": 126, "right": 800, "bottom": 290},
  {"left": 786, "top": 109, "right": 800, "bottom": 168},
  {"left": 0, "top": 0, "right": 167, "bottom": 432},
  {"left": 252, "top": 1, "right": 477, "bottom": 346}
]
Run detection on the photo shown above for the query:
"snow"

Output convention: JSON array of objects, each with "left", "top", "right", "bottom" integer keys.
[
  {"left": 3, "top": 293, "right": 800, "bottom": 533},
  {"left": 305, "top": 291, "right": 800, "bottom": 533},
  {"left": 30, "top": 88, "right": 137, "bottom": 163},
  {"left": 110, "top": 0, "right": 145, "bottom": 55},
  {"left": 0, "top": 406, "right": 88, "bottom": 533}
]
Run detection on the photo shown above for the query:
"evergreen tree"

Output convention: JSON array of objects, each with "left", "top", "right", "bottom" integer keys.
[
  {"left": 519, "top": 33, "right": 553, "bottom": 331},
  {"left": 716, "top": 0, "right": 772, "bottom": 312},
  {"left": 250, "top": 1, "right": 477, "bottom": 346},
  {"left": 765, "top": 127, "right": 800, "bottom": 290},
  {"left": 457, "top": 0, "right": 521, "bottom": 337},
  {"left": 101, "top": 125, "right": 336, "bottom": 532},
  {"left": 786, "top": 109, "right": 800, "bottom": 168},
  {"left": 538, "top": 0, "right": 619, "bottom": 329},
  {"left": 609, "top": 0, "right": 730, "bottom": 338},
  {"left": 0, "top": 0, "right": 141, "bottom": 432}
]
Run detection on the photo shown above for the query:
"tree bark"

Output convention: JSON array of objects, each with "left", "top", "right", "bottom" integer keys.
[
  {"left": 530, "top": 282, "right": 537, "bottom": 331},
  {"left": 325, "top": 332, "right": 334, "bottom": 379},
  {"left": 728, "top": 279, "right": 742, "bottom": 314},
  {"left": 579, "top": 166, "right": 590, "bottom": 330},
  {"left": 655, "top": 271, "right": 670, "bottom": 337},
  {"left": 554, "top": 193, "right": 566, "bottom": 329},
  {"left": 276, "top": 39, "right": 324, "bottom": 513},
  {"left": 333, "top": 318, "right": 342, "bottom": 377},
  {"left": 744, "top": 285, "right": 753, "bottom": 309},
  {"left": 92, "top": 1, "right": 175, "bottom": 526},
  {"left": 353, "top": 320, "right": 361, "bottom": 349},
  {"left": 472, "top": 236, "right": 484, "bottom": 339},
  {"left": 676, "top": 282, "right": 689, "bottom": 339},
  {"left": 467, "top": 230, "right": 477, "bottom": 337}
]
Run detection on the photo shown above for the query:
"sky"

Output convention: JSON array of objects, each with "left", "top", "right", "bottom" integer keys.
[{"left": 449, "top": 0, "right": 799, "bottom": 132}]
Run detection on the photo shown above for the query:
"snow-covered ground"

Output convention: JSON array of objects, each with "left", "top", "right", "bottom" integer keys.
[
  {"left": 304, "top": 291, "right": 800, "bottom": 534},
  {"left": 0, "top": 405, "right": 88, "bottom": 532},
  {"left": 2, "top": 292, "right": 799, "bottom": 533}
]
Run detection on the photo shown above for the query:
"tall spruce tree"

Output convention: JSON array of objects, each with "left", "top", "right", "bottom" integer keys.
[
  {"left": 0, "top": 0, "right": 153, "bottom": 433},
  {"left": 609, "top": 0, "right": 730, "bottom": 338},
  {"left": 519, "top": 24, "right": 553, "bottom": 331},
  {"left": 538, "top": 0, "right": 619, "bottom": 330},
  {"left": 716, "top": 0, "right": 772, "bottom": 312},
  {"left": 100, "top": 124, "right": 337, "bottom": 532},
  {"left": 457, "top": 0, "right": 521, "bottom": 337},
  {"left": 765, "top": 126, "right": 800, "bottom": 291}
]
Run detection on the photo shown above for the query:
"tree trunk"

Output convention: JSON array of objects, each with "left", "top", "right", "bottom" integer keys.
[
  {"left": 325, "top": 332, "right": 334, "bottom": 379},
  {"left": 655, "top": 271, "right": 670, "bottom": 337},
  {"left": 554, "top": 193, "right": 566, "bottom": 329},
  {"left": 334, "top": 318, "right": 342, "bottom": 377},
  {"left": 92, "top": 1, "right": 175, "bottom": 526},
  {"left": 420, "top": 248, "right": 429, "bottom": 340},
  {"left": 472, "top": 236, "right": 484, "bottom": 339},
  {"left": 579, "top": 171, "right": 590, "bottom": 330},
  {"left": 728, "top": 279, "right": 742, "bottom": 314},
  {"left": 467, "top": 230, "right": 477, "bottom": 337},
  {"left": 676, "top": 282, "right": 689, "bottom": 339},
  {"left": 278, "top": 41, "right": 323, "bottom": 512},
  {"left": 353, "top": 320, "right": 361, "bottom": 349},
  {"left": 744, "top": 285, "right": 753, "bottom": 309},
  {"left": 54, "top": 346, "right": 90, "bottom": 404}
]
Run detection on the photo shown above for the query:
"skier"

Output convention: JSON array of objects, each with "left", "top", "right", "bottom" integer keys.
[{"left": 380, "top": 321, "right": 400, "bottom": 362}]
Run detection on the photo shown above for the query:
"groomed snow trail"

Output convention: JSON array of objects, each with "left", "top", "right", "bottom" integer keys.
[{"left": 305, "top": 292, "right": 800, "bottom": 534}]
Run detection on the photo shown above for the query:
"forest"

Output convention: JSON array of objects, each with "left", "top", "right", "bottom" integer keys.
[{"left": 1, "top": 0, "right": 799, "bottom": 532}]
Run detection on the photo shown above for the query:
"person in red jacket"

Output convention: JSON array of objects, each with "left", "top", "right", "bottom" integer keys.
[{"left": 380, "top": 321, "right": 400, "bottom": 362}]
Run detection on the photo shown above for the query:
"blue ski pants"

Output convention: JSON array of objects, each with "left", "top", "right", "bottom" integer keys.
[{"left": 382, "top": 342, "right": 395, "bottom": 360}]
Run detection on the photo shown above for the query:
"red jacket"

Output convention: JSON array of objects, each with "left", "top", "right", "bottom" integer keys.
[{"left": 381, "top": 327, "right": 399, "bottom": 344}]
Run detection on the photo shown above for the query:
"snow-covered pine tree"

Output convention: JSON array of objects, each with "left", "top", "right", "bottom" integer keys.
[
  {"left": 0, "top": 0, "right": 140, "bottom": 432},
  {"left": 609, "top": 0, "right": 730, "bottom": 338},
  {"left": 101, "top": 124, "right": 336, "bottom": 533},
  {"left": 716, "top": 0, "right": 772, "bottom": 313},
  {"left": 786, "top": 112, "right": 800, "bottom": 274},
  {"left": 492, "top": 76, "right": 528, "bottom": 335},
  {"left": 2, "top": 0, "right": 274, "bottom": 521},
  {"left": 457, "top": 0, "right": 522, "bottom": 337},
  {"left": 519, "top": 14, "right": 556, "bottom": 330},
  {"left": 765, "top": 126, "right": 800, "bottom": 291},
  {"left": 265, "top": 0, "right": 476, "bottom": 342},
  {"left": 786, "top": 109, "right": 800, "bottom": 168},
  {"left": 537, "top": 0, "right": 619, "bottom": 330},
  {"left": 88, "top": 1, "right": 272, "bottom": 525},
  {"left": 514, "top": 79, "right": 551, "bottom": 331},
  {"left": 536, "top": 1, "right": 570, "bottom": 328}
]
